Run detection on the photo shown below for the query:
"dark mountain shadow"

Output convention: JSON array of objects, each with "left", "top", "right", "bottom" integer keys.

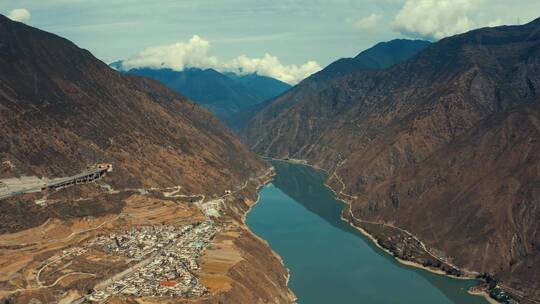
[{"left": 270, "top": 160, "right": 359, "bottom": 234}]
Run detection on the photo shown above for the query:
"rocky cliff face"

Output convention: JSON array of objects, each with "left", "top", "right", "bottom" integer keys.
[
  {"left": 0, "top": 15, "right": 264, "bottom": 194},
  {"left": 244, "top": 19, "right": 540, "bottom": 301}
]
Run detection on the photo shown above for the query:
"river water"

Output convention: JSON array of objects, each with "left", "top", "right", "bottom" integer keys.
[{"left": 246, "top": 160, "right": 487, "bottom": 304}]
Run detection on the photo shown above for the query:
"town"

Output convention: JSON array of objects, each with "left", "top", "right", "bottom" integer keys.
[{"left": 86, "top": 220, "right": 218, "bottom": 301}]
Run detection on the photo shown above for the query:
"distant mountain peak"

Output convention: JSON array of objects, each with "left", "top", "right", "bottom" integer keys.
[
  {"left": 527, "top": 16, "right": 540, "bottom": 26},
  {"left": 352, "top": 38, "right": 431, "bottom": 68},
  {"left": 307, "top": 38, "right": 430, "bottom": 82},
  {"left": 111, "top": 65, "right": 291, "bottom": 128}
]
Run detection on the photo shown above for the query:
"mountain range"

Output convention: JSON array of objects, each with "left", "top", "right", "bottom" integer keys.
[
  {"left": 2, "top": 7, "right": 540, "bottom": 304},
  {"left": 228, "top": 39, "right": 430, "bottom": 132},
  {"left": 244, "top": 19, "right": 540, "bottom": 302},
  {"left": 111, "top": 39, "right": 429, "bottom": 133},
  {"left": 110, "top": 63, "right": 291, "bottom": 127}
]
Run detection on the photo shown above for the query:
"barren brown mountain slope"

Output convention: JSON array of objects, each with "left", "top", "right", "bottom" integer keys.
[
  {"left": 244, "top": 19, "right": 540, "bottom": 301},
  {"left": 0, "top": 16, "right": 293, "bottom": 303},
  {"left": 0, "top": 14, "right": 262, "bottom": 194}
]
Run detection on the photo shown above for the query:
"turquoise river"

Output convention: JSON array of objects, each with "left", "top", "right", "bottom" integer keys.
[{"left": 246, "top": 160, "right": 488, "bottom": 304}]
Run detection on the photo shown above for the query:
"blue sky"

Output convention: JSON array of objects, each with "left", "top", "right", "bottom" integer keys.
[{"left": 2, "top": 1, "right": 540, "bottom": 83}]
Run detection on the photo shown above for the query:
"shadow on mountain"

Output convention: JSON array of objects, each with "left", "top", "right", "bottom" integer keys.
[{"left": 270, "top": 160, "right": 358, "bottom": 234}]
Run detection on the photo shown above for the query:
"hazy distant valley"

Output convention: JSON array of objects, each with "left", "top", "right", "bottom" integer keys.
[{"left": 110, "top": 63, "right": 291, "bottom": 131}]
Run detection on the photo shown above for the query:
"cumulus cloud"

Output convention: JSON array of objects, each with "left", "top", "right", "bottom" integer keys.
[
  {"left": 7, "top": 8, "right": 31, "bottom": 23},
  {"left": 348, "top": 13, "right": 382, "bottom": 30},
  {"left": 121, "top": 35, "right": 320, "bottom": 84},
  {"left": 392, "top": 0, "right": 480, "bottom": 40},
  {"left": 224, "top": 54, "right": 320, "bottom": 84},
  {"left": 122, "top": 35, "right": 218, "bottom": 71}
]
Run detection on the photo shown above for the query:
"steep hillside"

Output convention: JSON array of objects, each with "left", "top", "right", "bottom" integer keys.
[
  {"left": 310, "top": 39, "right": 430, "bottom": 81},
  {"left": 244, "top": 19, "right": 540, "bottom": 302},
  {"left": 0, "top": 15, "right": 293, "bottom": 304},
  {"left": 220, "top": 73, "right": 292, "bottom": 132},
  {"left": 238, "top": 39, "right": 429, "bottom": 134},
  {"left": 223, "top": 99, "right": 274, "bottom": 132},
  {"left": 0, "top": 21, "right": 264, "bottom": 193}
]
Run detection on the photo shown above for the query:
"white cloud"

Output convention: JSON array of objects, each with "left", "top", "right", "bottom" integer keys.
[
  {"left": 7, "top": 8, "right": 31, "bottom": 23},
  {"left": 223, "top": 54, "right": 320, "bottom": 85},
  {"left": 121, "top": 35, "right": 321, "bottom": 84},
  {"left": 348, "top": 13, "right": 382, "bottom": 30},
  {"left": 122, "top": 35, "right": 219, "bottom": 71},
  {"left": 392, "top": 0, "right": 480, "bottom": 40}
]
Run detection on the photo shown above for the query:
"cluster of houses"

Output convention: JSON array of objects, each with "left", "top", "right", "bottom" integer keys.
[
  {"left": 199, "top": 198, "right": 224, "bottom": 218},
  {"left": 86, "top": 221, "right": 218, "bottom": 301}
]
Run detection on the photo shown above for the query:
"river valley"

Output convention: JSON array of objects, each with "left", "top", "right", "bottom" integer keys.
[{"left": 246, "top": 160, "right": 488, "bottom": 304}]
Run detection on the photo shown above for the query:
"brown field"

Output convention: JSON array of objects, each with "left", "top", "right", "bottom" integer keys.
[
  {"left": 198, "top": 227, "right": 244, "bottom": 293},
  {"left": 0, "top": 192, "right": 206, "bottom": 302},
  {"left": 1, "top": 170, "right": 293, "bottom": 304}
]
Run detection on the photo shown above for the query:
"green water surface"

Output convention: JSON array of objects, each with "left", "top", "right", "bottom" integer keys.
[{"left": 246, "top": 160, "right": 487, "bottom": 304}]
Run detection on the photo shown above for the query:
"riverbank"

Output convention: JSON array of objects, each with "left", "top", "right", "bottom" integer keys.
[
  {"left": 340, "top": 212, "right": 464, "bottom": 278},
  {"left": 199, "top": 166, "right": 296, "bottom": 304},
  {"left": 247, "top": 160, "right": 489, "bottom": 303},
  {"left": 469, "top": 286, "right": 501, "bottom": 304},
  {"left": 241, "top": 167, "right": 297, "bottom": 303},
  {"left": 265, "top": 157, "right": 493, "bottom": 303}
]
